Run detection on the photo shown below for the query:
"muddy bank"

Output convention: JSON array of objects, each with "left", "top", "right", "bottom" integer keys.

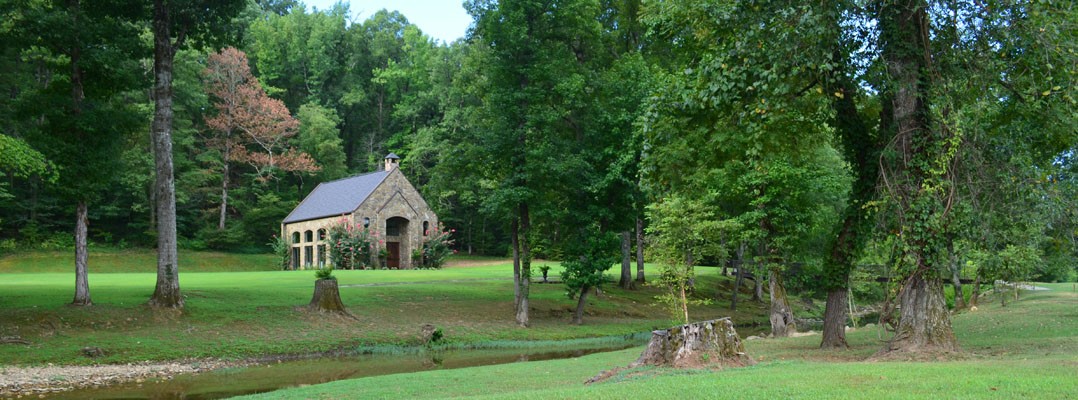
[{"left": 0, "top": 359, "right": 247, "bottom": 397}]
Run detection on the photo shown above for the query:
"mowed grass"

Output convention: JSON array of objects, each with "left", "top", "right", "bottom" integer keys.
[
  {"left": 239, "top": 283, "right": 1078, "bottom": 400},
  {"left": 0, "top": 247, "right": 279, "bottom": 273},
  {"left": 0, "top": 250, "right": 770, "bottom": 366}
]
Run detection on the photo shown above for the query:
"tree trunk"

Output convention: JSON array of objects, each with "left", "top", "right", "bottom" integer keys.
[
  {"left": 635, "top": 217, "right": 645, "bottom": 283},
  {"left": 969, "top": 274, "right": 981, "bottom": 307},
  {"left": 619, "top": 231, "right": 632, "bottom": 289},
  {"left": 572, "top": 285, "right": 589, "bottom": 325},
  {"left": 148, "top": 0, "right": 182, "bottom": 309},
  {"left": 820, "top": 289, "right": 848, "bottom": 349},
  {"left": 71, "top": 201, "right": 91, "bottom": 306},
  {"left": 948, "top": 238, "right": 964, "bottom": 309},
  {"left": 307, "top": 278, "right": 348, "bottom": 313},
  {"left": 515, "top": 203, "right": 531, "bottom": 327},
  {"left": 218, "top": 151, "right": 230, "bottom": 230},
  {"left": 769, "top": 269, "right": 796, "bottom": 337},
  {"left": 730, "top": 264, "right": 742, "bottom": 311},
  {"left": 885, "top": 273, "right": 958, "bottom": 353},
  {"left": 512, "top": 219, "right": 520, "bottom": 310},
  {"left": 950, "top": 262, "right": 964, "bottom": 310},
  {"left": 730, "top": 242, "right": 746, "bottom": 311},
  {"left": 752, "top": 263, "right": 764, "bottom": 302},
  {"left": 67, "top": 2, "right": 90, "bottom": 308}
]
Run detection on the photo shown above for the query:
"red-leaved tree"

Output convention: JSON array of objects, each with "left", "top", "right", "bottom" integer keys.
[{"left": 203, "top": 47, "right": 317, "bottom": 229}]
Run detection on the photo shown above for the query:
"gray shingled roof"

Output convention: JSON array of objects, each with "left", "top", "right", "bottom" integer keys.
[{"left": 282, "top": 171, "right": 390, "bottom": 224}]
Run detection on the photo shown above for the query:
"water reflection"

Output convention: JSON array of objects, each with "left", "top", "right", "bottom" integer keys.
[{"left": 47, "top": 340, "right": 644, "bottom": 400}]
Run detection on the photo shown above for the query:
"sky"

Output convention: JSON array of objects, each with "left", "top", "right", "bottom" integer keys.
[{"left": 305, "top": 1, "right": 473, "bottom": 44}]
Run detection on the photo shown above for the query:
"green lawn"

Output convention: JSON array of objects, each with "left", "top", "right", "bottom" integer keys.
[
  {"left": 0, "top": 250, "right": 771, "bottom": 365},
  {"left": 239, "top": 283, "right": 1078, "bottom": 399},
  {"left": 0, "top": 247, "right": 280, "bottom": 273}
]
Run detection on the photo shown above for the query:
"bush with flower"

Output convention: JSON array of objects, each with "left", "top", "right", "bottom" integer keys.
[
  {"left": 419, "top": 223, "right": 455, "bottom": 269},
  {"left": 327, "top": 218, "right": 378, "bottom": 270}
]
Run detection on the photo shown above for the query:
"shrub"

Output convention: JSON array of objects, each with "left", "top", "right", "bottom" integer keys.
[
  {"left": 327, "top": 218, "right": 378, "bottom": 269},
  {"left": 268, "top": 234, "right": 290, "bottom": 270},
  {"left": 315, "top": 265, "right": 335, "bottom": 280},
  {"left": 420, "top": 223, "right": 454, "bottom": 269}
]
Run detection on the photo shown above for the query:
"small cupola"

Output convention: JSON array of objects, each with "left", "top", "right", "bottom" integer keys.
[{"left": 384, "top": 152, "right": 401, "bottom": 171}]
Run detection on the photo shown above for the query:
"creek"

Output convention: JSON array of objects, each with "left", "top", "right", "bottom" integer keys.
[{"left": 45, "top": 335, "right": 647, "bottom": 399}]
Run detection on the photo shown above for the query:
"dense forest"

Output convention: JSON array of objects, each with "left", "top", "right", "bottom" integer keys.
[{"left": 0, "top": 0, "right": 1074, "bottom": 350}]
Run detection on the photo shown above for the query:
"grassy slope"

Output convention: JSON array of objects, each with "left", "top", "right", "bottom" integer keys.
[
  {"left": 242, "top": 283, "right": 1078, "bottom": 399},
  {"left": 0, "top": 250, "right": 770, "bottom": 365}
]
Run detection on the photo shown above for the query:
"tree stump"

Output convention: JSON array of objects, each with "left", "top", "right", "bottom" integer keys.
[
  {"left": 587, "top": 318, "right": 753, "bottom": 384},
  {"left": 307, "top": 278, "right": 351, "bottom": 316},
  {"left": 631, "top": 318, "right": 753, "bottom": 368}
]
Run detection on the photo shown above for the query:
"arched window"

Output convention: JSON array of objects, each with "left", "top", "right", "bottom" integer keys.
[
  {"left": 386, "top": 217, "right": 407, "bottom": 236},
  {"left": 291, "top": 231, "right": 300, "bottom": 244},
  {"left": 423, "top": 221, "right": 429, "bottom": 236},
  {"left": 305, "top": 230, "right": 314, "bottom": 242},
  {"left": 317, "top": 229, "right": 326, "bottom": 241}
]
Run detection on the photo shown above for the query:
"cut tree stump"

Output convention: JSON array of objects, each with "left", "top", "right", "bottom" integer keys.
[
  {"left": 306, "top": 278, "right": 354, "bottom": 317},
  {"left": 587, "top": 318, "right": 753, "bottom": 384}
]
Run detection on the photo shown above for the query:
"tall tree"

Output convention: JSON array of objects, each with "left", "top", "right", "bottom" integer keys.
[
  {"left": 148, "top": 0, "right": 245, "bottom": 309},
  {"left": 8, "top": 0, "right": 144, "bottom": 306},
  {"left": 202, "top": 47, "right": 316, "bottom": 230},
  {"left": 467, "top": 0, "right": 598, "bottom": 327},
  {"left": 641, "top": 0, "right": 846, "bottom": 336},
  {"left": 819, "top": 2, "right": 881, "bottom": 349}
]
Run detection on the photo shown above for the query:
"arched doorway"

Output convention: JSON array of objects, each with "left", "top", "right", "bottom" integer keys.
[{"left": 385, "top": 216, "right": 410, "bottom": 269}]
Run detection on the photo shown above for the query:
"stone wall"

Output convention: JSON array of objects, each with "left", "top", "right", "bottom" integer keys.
[
  {"left": 280, "top": 217, "right": 341, "bottom": 269},
  {"left": 352, "top": 169, "right": 438, "bottom": 269}
]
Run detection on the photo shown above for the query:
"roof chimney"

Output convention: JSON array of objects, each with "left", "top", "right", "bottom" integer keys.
[{"left": 384, "top": 152, "right": 400, "bottom": 171}]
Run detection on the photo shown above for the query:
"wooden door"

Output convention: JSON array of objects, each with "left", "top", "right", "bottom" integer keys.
[{"left": 387, "top": 242, "right": 400, "bottom": 269}]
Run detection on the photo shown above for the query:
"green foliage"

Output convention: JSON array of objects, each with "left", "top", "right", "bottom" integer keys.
[
  {"left": 560, "top": 228, "right": 619, "bottom": 299},
  {"left": 296, "top": 102, "right": 347, "bottom": 180},
  {"left": 0, "top": 135, "right": 54, "bottom": 182},
  {"left": 646, "top": 196, "right": 726, "bottom": 323},
  {"left": 314, "top": 265, "right": 335, "bottom": 280}
]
